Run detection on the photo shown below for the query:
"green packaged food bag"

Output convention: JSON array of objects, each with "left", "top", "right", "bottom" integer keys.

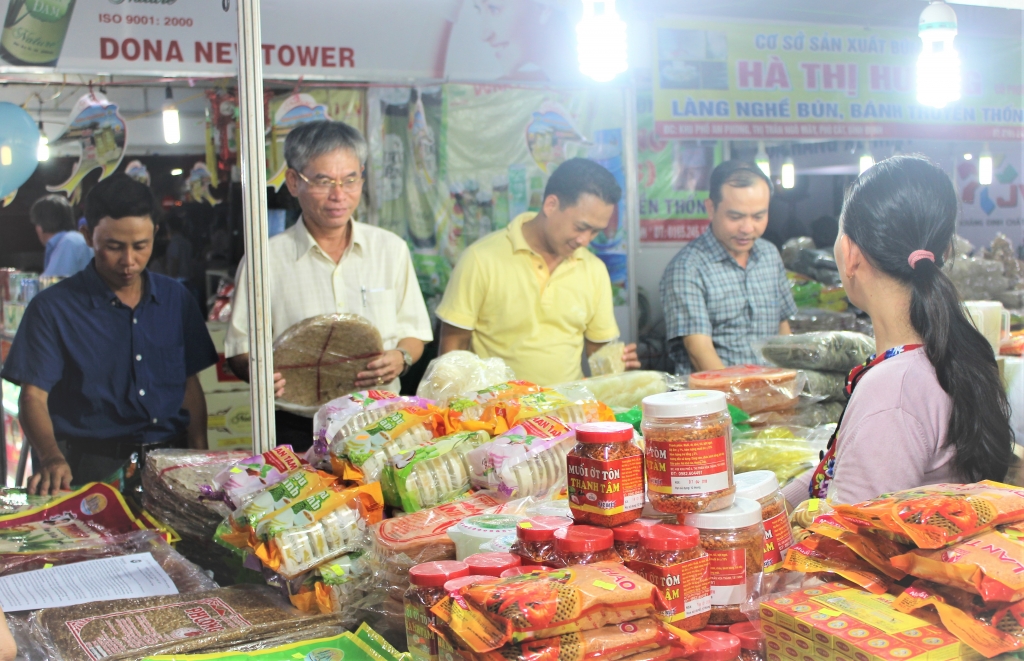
[
  {"left": 143, "top": 632, "right": 384, "bottom": 661},
  {"left": 381, "top": 430, "right": 489, "bottom": 511},
  {"left": 614, "top": 405, "right": 642, "bottom": 433},
  {"left": 355, "top": 623, "right": 411, "bottom": 661}
]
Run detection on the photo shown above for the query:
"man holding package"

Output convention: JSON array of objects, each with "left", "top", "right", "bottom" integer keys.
[
  {"left": 660, "top": 160, "right": 796, "bottom": 375},
  {"left": 226, "top": 120, "right": 432, "bottom": 449},
  {"left": 436, "top": 158, "right": 639, "bottom": 386}
]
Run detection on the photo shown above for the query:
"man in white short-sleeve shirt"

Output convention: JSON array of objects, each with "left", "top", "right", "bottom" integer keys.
[{"left": 225, "top": 120, "right": 432, "bottom": 449}]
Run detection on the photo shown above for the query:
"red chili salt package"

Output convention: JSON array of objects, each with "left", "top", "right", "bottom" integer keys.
[
  {"left": 781, "top": 533, "right": 891, "bottom": 594},
  {"left": 806, "top": 514, "right": 910, "bottom": 580}
]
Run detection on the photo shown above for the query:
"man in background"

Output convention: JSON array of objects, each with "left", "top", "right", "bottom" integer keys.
[
  {"left": 31, "top": 194, "right": 93, "bottom": 277},
  {"left": 660, "top": 160, "right": 796, "bottom": 375}
]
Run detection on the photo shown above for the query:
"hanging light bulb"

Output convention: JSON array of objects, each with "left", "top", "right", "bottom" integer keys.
[
  {"left": 781, "top": 158, "right": 795, "bottom": 189},
  {"left": 755, "top": 141, "right": 770, "bottom": 178},
  {"left": 859, "top": 144, "right": 875, "bottom": 175},
  {"left": 577, "top": 0, "right": 628, "bottom": 82},
  {"left": 917, "top": 1, "right": 962, "bottom": 108},
  {"left": 162, "top": 86, "right": 180, "bottom": 145},
  {"left": 978, "top": 143, "right": 993, "bottom": 186},
  {"left": 36, "top": 120, "right": 49, "bottom": 162}
]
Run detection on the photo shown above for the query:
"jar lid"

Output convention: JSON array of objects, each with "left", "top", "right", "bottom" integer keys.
[
  {"left": 692, "top": 631, "right": 742, "bottom": 661},
  {"left": 443, "top": 575, "right": 490, "bottom": 593},
  {"left": 409, "top": 561, "right": 470, "bottom": 588},
  {"left": 554, "top": 525, "right": 614, "bottom": 553},
  {"left": 729, "top": 621, "right": 763, "bottom": 650},
  {"left": 639, "top": 523, "right": 700, "bottom": 550},
  {"left": 611, "top": 522, "right": 644, "bottom": 543},
  {"left": 575, "top": 421, "right": 635, "bottom": 444},
  {"left": 517, "top": 516, "right": 572, "bottom": 542},
  {"left": 500, "top": 565, "right": 553, "bottom": 578},
  {"left": 465, "top": 552, "right": 521, "bottom": 577},
  {"left": 642, "top": 391, "right": 727, "bottom": 418},
  {"left": 455, "top": 514, "right": 522, "bottom": 536},
  {"left": 682, "top": 497, "right": 763, "bottom": 529},
  {"left": 734, "top": 470, "right": 780, "bottom": 502},
  {"left": 700, "top": 624, "right": 734, "bottom": 632}
]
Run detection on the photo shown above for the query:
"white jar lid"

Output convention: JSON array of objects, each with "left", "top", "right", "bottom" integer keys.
[
  {"left": 642, "top": 390, "right": 727, "bottom": 418},
  {"left": 682, "top": 497, "right": 763, "bottom": 529},
  {"left": 734, "top": 470, "right": 780, "bottom": 502}
]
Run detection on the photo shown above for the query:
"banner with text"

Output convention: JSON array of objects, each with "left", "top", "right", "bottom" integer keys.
[{"left": 653, "top": 20, "right": 1023, "bottom": 142}]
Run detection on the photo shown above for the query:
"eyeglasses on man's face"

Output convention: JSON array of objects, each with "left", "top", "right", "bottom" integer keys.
[{"left": 294, "top": 169, "right": 364, "bottom": 194}]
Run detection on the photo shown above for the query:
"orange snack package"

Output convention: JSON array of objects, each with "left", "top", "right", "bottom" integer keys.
[
  {"left": 806, "top": 514, "right": 910, "bottom": 580},
  {"left": 892, "top": 579, "right": 1024, "bottom": 658},
  {"left": 431, "top": 561, "right": 663, "bottom": 652},
  {"left": 781, "top": 533, "right": 892, "bottom": 594},
  {"left": 831, "top": 481, "right": 1024, "bottom": 549},
  {"left": 889, "top": 522, "right": 1024, "bottom": 603}
]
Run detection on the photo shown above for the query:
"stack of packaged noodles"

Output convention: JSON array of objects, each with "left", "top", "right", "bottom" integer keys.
[{"left": 780, "top": 481, "right": 1024, "bottom": 658}]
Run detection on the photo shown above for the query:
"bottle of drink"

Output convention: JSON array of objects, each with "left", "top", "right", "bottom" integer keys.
[{"left": 1, "top": 0, "right": 77, "bottom": 67}]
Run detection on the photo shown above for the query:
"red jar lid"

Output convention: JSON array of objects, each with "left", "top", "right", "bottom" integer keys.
[
  {"left": 409, "top": 561, "right": 469, "bottom": 588},
  {"left": 500, "top": 565, "right": 553, "bottom": 578},
  {"left": 443, "top": 575, "right": 490, "bottom": 593},
  {"left": 517, "top": 516, "right": 572, "bottom": 542},
  {"left": 612, "top": 522, "right": 644, "bottom": 543},
  {"left": 554, "top": 525, "right": 614, "bottom": 553},
  {"left": 575, "top": 421, "right": 635, "bottom": 444},
  {"left": 692, "top": 631, "right": 742, "bottom": 661},
  {"left": 639, "top": 523, "right": 701, "bottom": 551},
  {"left": 729, "top": 622, "right": 763, "bottom": 650},
  {"left": 465, "top": 552, "right": 521, "bottom": 577},
  {"left": 701, "top": 624, "right": 734, "bottom": 632}
]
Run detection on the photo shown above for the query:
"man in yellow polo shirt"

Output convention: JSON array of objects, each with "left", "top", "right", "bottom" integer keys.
[{"left": 436, "top": 158, "right": 639, "bottom": 385}]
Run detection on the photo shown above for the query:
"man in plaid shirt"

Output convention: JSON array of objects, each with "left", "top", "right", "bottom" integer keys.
[{"left": 660, "top": 161, "right": 797, "bottom": 375}]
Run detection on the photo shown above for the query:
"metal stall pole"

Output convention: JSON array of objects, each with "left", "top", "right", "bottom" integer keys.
[
  {"left": 236, "top": 0, "right": 276, "bottom": 453},
  {"left": 622, "top": 76, "right": 641, "bottom": 345}
]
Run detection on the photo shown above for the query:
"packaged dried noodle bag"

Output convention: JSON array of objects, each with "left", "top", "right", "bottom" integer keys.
[
  {"left": 781, "top": 533, "right": 892, "bottom": 594},
  {"left": 331, "top": 405, "right": 447, "bottom": 482},
  {"left": 207, "top": 446, "right": 304, "bottom": 508},
  {"left": 467, "top": 416, "right": 576, "bottom": 500},
  {"left": 463, "top": 386, "right": 612, "bottom": 436},
  {"left": 309, "top": 391, "right": 432, "bottom": 465},
  {"left": 889, "top": 521, "right": 1024, "bottom": 603},
  {"left": 143, "top": 631, "right": 388, "bottom": 661},
  {"left": 228, "top": 466, "right": 338, "bottom": 531},
  {"left": 381, "top": 430, "right": 491, "bottom": 512},
  {"left": 431, "top": 561, "right": 663, "bottom": 652},
  {"left": 448, "top": 381, "right": 545, "bottom": 421},
  {"left": 831, "top": 481, "right": 1024, "bottom": 549},
  {"left": 893, "top": 579, "right": 1024, "bottom": 658}
]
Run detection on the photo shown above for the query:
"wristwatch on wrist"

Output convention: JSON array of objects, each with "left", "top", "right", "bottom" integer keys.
[{"left": 397, "top": 348, "right": 413, "bottom": 376}]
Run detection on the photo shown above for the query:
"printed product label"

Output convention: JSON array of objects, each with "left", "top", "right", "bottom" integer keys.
[
  {"left": 645, "top": 436, "right": 730, "bottom": 494},
  {"left": 405, "top": 601, "right": 438, "bottom": 661},
  {"left": 567, "top": 455, "right": 644, "bottom": 516},
  {"left": 763, "top": 509, "right": 796, "bottom": 570},
  {"left": 709, "top": 548, "right": 747, "bottom": 606},
  {"left": 627, "top": 556, "right": 712, "bottom": 623}
]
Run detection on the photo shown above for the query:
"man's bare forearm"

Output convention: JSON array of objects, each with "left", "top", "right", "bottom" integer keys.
[
  {"left": 18, "top": 386, "right": 64, "bottom": 464},
  {"left": 683, "top": 334, "right": 726, "bottom": 373},
  {"left": 438, "top": 322, "right": 472, "bottom": 354},
  {"left": 182, "top": 375, "right": 208, "bottom": 450},
  {"left": 227, "top": 354, "right": 251, "bottom": 382}
]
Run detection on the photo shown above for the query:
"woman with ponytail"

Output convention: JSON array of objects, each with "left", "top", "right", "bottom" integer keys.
[{"left": 788, "top": 155, "right": 1014, "bottom": 506}]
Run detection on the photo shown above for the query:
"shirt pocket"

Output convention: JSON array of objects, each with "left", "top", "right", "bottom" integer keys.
[
  {"left": 363, "top": 288, "right": 398, "bottom": 342},
  {"left": 153, "top": 346, "right": 187, "bottom": 387}
]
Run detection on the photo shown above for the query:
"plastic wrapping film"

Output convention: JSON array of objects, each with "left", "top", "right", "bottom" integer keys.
[
  {"left": 224, "top": 466, "right": 339, "bottom": 531},
  {"left": 415, "top": 350, "right": 516, "bottom": 405},
  {"left": 272, "top": 313, "right": 384, "bottom": 408},
  {"left": 688, "top": 365, "right": 805, "bottom": 414},
  {"left": 446, "top": 382, "right": 545, "bottom": 422},
  {"left": 141, "top": 630, "right": 383, "bottom": 661},
  {"left": 457, "top": 385, "right": 611, "bottom": 435},
  {"left": 789, "top": 248, "right": 842, "bottom": 286},
  {"left": 381, "top": 430, "right": 492, "bottom": 512},
  {"left": 278, "top": 552, "right": 375, "bottom": 626},
  {"left": 801, "top": 370, "right": 847, "bottom": 402},
  {"left": 467, "top": 416, "right": 576, "bottom": 500},
  {"left": 307, "top": 390, "right": 425, "bottom": 465},
  {"left": 206, "top": 446, "right": 304, "bottom": 509},
  {"left": 588, "top": 341, "right": 626, "bottom": 377},
  {"left": 760, "top": 331, "right": 875, "bottom": 372},
  {"left": 733, "top": 426, "right": 832, "bottom": 488},
  {"left": 946, "top": 254, "right": 1014, "bottom": 300},
  {"left": 788, "top": 308, "right": 859, "bottom": 333},
  {"left": 553, "top": 371, "right": 671, "bottom": 411},
  {"left": 781, "top": 237, "right": 816, "bottom": 270},
  {"left": 746, "top": 402, "right": 843, "bottom": 428},
  {"left": 329, "top": 405, "right": 447, "bottom": 483}
]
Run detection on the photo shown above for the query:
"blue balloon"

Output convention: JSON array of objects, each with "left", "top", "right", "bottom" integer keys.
[{"left": 0, "top": 102, "right": 41, "bottom": 199}]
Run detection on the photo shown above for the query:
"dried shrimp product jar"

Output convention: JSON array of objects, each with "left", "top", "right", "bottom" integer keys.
[
  {"left": 682, "top": 498, "right": 764, "bottom": 625},
  {"left": 567, "top": 421, "right": 645, "bottom": 527},
  {"left": 729, "top": 621, "right": 765, "bottom": 661},
  {"left": 509, "top": 516, "right": 572, "bottom": 565},
  {"left": 734, "top": 471, "right": 794, "bottom": 573},
  {"left": 642, "top": 391, "right": 735, "bottom": 514},
  {"left": 611, "top": 522, "right": 645, "bottom": 562},
  {"left": 405, "top": 561, "right": 469, "bottom": 661},
  {"left": 550, "top": 525, "right": 621, "bottom": 567},
  {"left": 464, "top": 552, "right": 521, "bottom": 577},
  {"left": 627, "top": 523, "right": 711, "bottom": 631},
  {"left": 500, "top": 565, "right": 553, "bottom": 578}
]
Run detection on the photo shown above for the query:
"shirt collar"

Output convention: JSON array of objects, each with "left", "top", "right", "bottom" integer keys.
[
  {"left": 292, "top": 215, "right": 365, "bottom": 261},
  {"left": 507, "top": 212, "right": 584, "bottom": 262},
  {"left": 700, "top": 229, "right": 762, "bottom": 266},
  {"left": 83, "top": 262, "right": 157, "bottom": 308}
]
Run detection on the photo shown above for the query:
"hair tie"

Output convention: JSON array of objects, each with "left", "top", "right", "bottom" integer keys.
[{"left": 908, "top": 250, "right": 935, "bottom": 269}]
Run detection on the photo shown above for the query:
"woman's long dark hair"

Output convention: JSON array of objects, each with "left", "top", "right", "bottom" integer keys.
[{"left": 840, "top": 155, "right": 1014, "bottom": 482}]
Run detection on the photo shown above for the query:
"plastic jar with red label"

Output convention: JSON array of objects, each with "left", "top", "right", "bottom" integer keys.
[
  {"left": 734, "top": 471, "right": 794, "bottom": 573},
  {"left": 550, "top": 525, "right": 621, "bottom": 567},
  {"left": 509, "top": 516, "right": 572, "bottom": 565},
  {"left": 567, "top": 421, "right": 645, "bottom": 527},
  {"left": 682, "top": 498, "right": 764, "bottom": 625},
  {"left": 405, "top": 561, "right": 469, "bottom": 661},
  {"left": 500, "top": 565, "right": 553, "bottom": 578},
  {"left": 626, "top": 523, "right": 711, "bottom": 631},
  {"left": 464, "top": 552, "right": 521, "bottom": 577},
  {"left": 611, "top": 522, "right": 645, "bottom": 562},
  {"left": 436, "top": 575, "right": 489, "bottom": 661},
  {"left": 692, "top": 631, "right": 742, "bottom": 661},
  {"left": 641, "top": 391, "right": 736, "bottom": 514},
  {"left": 729, "top": 621, "right": 765, "bottom": 661}
]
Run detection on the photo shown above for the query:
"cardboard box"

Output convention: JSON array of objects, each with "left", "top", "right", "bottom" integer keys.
[
  {"left": 206, "top": 390, "right": 253, "bottom": 451},
  {"left": 199, "top": 322, "right": 247, "bottom": 394}
]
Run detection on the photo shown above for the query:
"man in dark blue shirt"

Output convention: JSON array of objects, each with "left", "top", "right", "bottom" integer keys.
[{"left": 1, "top": 174, "right": 218, "bottom": 494}]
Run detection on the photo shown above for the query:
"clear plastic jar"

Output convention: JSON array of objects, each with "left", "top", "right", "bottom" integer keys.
[
  {"left": 509, "top": 516, "right": 572, "bottom": 565},
  {"left": 567, "top": 422, "right": 645, "bottom": 527},
  {"left": 730, "top": 621, "right": 765, "bottom": 661},
  {"left": 641, "top": 391, "right": 736, "bottom": 514},
  {"left": 612, "top": 522, "right": 644, "bottom": 562},
  {"left": 734, "top": 471, "right": 795, "bottom": 573},
  {"left": 682, "top": 498, "right": 765, "bottom": 625},
  {"left": 500, "top": 565, "right": 553, "bottom": 578},
  {"left": 628, "top": 523, "right": 711, "bottom": 631},
  {"left": 550, "top": 525, "right": 621, "bottom": 567},
  {"left": 405, "top": 561, "right": 469, "bottom": 661},
  {"left": 464, "top": 552, "right": 521, "bottom": 577}
]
